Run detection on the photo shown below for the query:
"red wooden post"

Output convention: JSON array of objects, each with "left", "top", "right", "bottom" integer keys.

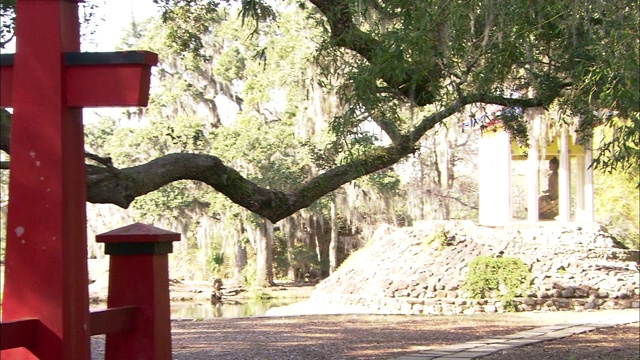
[
  {"left": 1, "top": 2, "right": 88, "bottom": 358},
  {"left": 96, "top": 223, "right": 181, "bottom": 360},
  {"left": 0, "top": 1, "right": 157, "bottom": 359}
]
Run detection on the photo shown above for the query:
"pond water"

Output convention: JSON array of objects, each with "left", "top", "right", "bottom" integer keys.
[{"left": 170, "top": 299, "right": 299, "bottom": 319}]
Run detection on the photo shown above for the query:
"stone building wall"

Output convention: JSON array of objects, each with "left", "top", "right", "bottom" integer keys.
[{"left": 310, "top": 221, "right": 639, "bottom": 315}]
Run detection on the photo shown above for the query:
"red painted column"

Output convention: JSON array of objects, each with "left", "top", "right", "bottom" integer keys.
[
  {"left": 96, "top": 223, "right": 181, "bottom": 360},
  {"left": 1, "top": 1, "right": 89, "bottom": 359}
]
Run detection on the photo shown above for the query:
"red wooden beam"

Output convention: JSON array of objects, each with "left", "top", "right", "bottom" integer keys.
[
  {"left": 0, "top": 51, "right": 158, "bottom": 108},
  {"left": 89, "top": 306, "right": 137, "bottom": 336},
  {"left": 0, "top": 319, "right": 40, "bottom": 351}
]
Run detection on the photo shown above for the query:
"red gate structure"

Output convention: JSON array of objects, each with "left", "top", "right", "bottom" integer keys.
[{"left": 0, "top": 1, "right": 171, "bottom": 359}]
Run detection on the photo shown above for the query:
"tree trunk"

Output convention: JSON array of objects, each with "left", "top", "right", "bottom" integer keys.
[
  {"left": 265, "top": 219, "right": 275, "bottom": 285},
  {"left": 254, "top": 223, "right": 268, "bottom": 287},
  {"left": 282, "top": 217, "right": 297, "bottom": 281},
  {"left": 329, "top": 196, "right": 338, "bottom": 274},
  {"left": 255, "top": 219, "right": 274, "bottom": 287},
  {"left": 233, "top": 229, "right": 247, "bottom": 284},
  {"left": 312, "top": 213, "right": 330, "bottom": 278}
]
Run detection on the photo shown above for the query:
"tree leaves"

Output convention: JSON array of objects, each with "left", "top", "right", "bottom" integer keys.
[
  {"left": 0, "top": 0, "right": 15, "bottom": 48},
  {"left": 2, "top": 0, "right": 637, "bottom": 221}
]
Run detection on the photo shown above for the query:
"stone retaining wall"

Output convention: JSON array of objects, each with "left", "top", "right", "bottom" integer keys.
[{"left": 311, "top": 221, "right": 639, "bottom": 315}]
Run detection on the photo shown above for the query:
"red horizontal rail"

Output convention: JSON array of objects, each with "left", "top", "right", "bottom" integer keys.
[
  {"left": 0, "top": 318, "right": 39, "bottom": 350},
  {"left": 89, "top": 306, "right": 137, "bottom": 336}
]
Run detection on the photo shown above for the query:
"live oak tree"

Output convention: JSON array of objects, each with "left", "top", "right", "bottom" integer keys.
[{"left": 1, "top": 0, "right": 638, "bottom": 224}]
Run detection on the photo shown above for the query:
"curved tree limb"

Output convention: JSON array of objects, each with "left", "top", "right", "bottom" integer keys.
[
  {"left": 0, "top": 110, "right": 432, "bottom": 223},
  {"left": 0, "top": 90, "right": 560, "bottom": 223},
  {"left": 82, "top": 144, "right": 417, "bottom": 223}
]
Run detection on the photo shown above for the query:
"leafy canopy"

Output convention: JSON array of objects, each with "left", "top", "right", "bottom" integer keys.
[{"left": 0, "top": 0, "right": 637, "bottom": 221}]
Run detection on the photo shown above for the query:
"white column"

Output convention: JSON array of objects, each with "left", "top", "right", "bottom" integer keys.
[
  {"left": 584, "top": 146, "right": 594, "bottom": 222},
  {"left": 576, "top": 155, "right": 585, "bottom": 220},
  {"left": 478, "top": 133, "right": 490, "bottom": 224},
  {"left": 527, "top": 147, "right": 540, "bottom": 222},
  {"left": 478, "top": 132, "right": 493, "bottom": 224},
  {"left": 479, "top": 129, "right": 511, "bottom": 225},
  {"left": 526, "top": 110, "right": 542, "bottom": 222},
  {"left": 558, "top": 128, "right": 571, "bottom": 221},
  {"left": 502, "top": 130, "right": 513, "bottom": 223}
]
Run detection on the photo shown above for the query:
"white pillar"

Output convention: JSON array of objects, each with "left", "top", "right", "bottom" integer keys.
[
  {"left": 478, "top": 133, "right": 492, "bottom": 224},
  {"left": 558, "top": 128, "right": 571, "bottom": 221},
  {"left": 584, "top": 146, "right": 594, "bottom": 222},
  {"left": 526, "top": 110, "right": 542, "bottom": 222},
  {"left": 479, "top": 129, "right": 511, "bottom": 225},
  {"left": 576, "top": 155, "right": 585, "bottom": 220},
  {"left": 527, "top": 147, "right": 540, "bottom": 222}
]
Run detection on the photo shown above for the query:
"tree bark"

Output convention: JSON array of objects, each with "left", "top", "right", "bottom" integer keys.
[
  {"left": 254, "top": 222, "right": 268, "bottom": 287},
  {"left": 329, "top": 196, "right": 338, "bottom": 274},
  {"left": 254, "top": 219, "right": 274, "bottom": 287},
  {"left": 265, "top": 219, "right": 274, "bottom": 285},
  {"left": 233, "top": 228, "right": 247, "bottom": 284}
]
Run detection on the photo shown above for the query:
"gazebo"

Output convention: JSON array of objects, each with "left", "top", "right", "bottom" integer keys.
[{"left": 477, "top": 108, "right": 594, "bottom": 225}]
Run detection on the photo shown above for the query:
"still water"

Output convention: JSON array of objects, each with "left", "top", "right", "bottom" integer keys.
[{"left": 170, "top": 299, "right": 297, "bottom": 319}]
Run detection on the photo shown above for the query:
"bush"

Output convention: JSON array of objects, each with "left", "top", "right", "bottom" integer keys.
[{"left": 464, "top": 255, "right": 531, "bottom": 310}]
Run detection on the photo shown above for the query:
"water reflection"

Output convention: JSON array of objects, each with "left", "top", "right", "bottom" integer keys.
[{"left": 171, "top": 299, "right": 297, "bottom": 319}]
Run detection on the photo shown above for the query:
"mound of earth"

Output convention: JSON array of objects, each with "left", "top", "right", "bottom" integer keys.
[{"left": 309, "top": 221, "right": 639, "bottom": 315}]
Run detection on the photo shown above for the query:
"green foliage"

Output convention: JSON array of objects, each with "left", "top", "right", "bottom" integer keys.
[
  {"left": 211, "top": 114, "right": 308, "bottom": 190},
  {"left": 362, "top": 170, "right": 401, "bottom": 194},
  {"left": 590, "top": 117, "right": 640, "bottom": 183},
  {"left": 153, "top": 0, "right": 221, "bottom": 56},
  {"left": 84, "top": 117, "right": 118, "bottom": 153},
  {"left": 288, "top": 244, "right": 321, "bottom": 273},
  {"left": 594, "top": 168, "right": 640, "bottom": 250},
  {"left": 241, "top": 259, "right": 257, "bottom": 288},
  {"left": 5, "top": 0, "right": 637, "bottom": 287},
  {"left": 464, "top": 256, "right": 532, "bottom": 310},
  {"left": 497, "top": 108, "right": 529, "bottom": 148},
  {"left": 423, "top": 225, "right": 450, "bottom": 250},
  {"left": 171, "top": 248, "right": 202, "bottom": 282},
  {"left": 209, "top": 251, "right": 225, "bottom": 277},
  {"left": 272, "top": 228, "right": 290, "bottom": 279},
  {"left": 213, "top": 45, "right": 246, "bottom": 82},
  {"left": 0, "top": 0, "right": 15, "bottom": 48},
  {"left": 131, "top": 181, "right": 197, "bottom": 221}
]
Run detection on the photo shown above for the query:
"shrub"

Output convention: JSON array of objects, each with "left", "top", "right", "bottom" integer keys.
[{"left": 464, "top": 255, "right": 531, "bottom": 310}]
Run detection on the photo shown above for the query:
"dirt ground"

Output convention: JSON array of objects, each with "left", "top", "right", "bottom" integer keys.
[
  {"left": 91, "top": 310, "right": 640, "bottom": 360},
  {"left": 87, "top": 260, "right": 639, "bottom": 359}
]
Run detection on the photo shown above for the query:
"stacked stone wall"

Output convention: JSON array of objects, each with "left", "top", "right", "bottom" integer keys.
[{"left": 311, "top": 221, "right": 639, "bottom": 315}]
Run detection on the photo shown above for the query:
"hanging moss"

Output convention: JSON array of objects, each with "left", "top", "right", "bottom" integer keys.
[{"left": 463, "top": 255, "right": 532, "bottom": 311}]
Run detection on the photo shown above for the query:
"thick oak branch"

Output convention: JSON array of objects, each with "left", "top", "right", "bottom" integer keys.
[
  {"left": 0, "top": 92, "right": 555, "bottom": 223},
  {"left": 82, "top": 147, "right": 417, "bottom": 223}
]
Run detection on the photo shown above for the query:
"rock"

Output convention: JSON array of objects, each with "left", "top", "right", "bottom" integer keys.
[
  {"left": 537, "top": 291, "right": 550, "bottom": 298},
  {"left": 484, "top": 305, "right": 497, "bottom": 313},
  {"left": 561, "top": 287, "right": 575, "bottom": 298}
]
